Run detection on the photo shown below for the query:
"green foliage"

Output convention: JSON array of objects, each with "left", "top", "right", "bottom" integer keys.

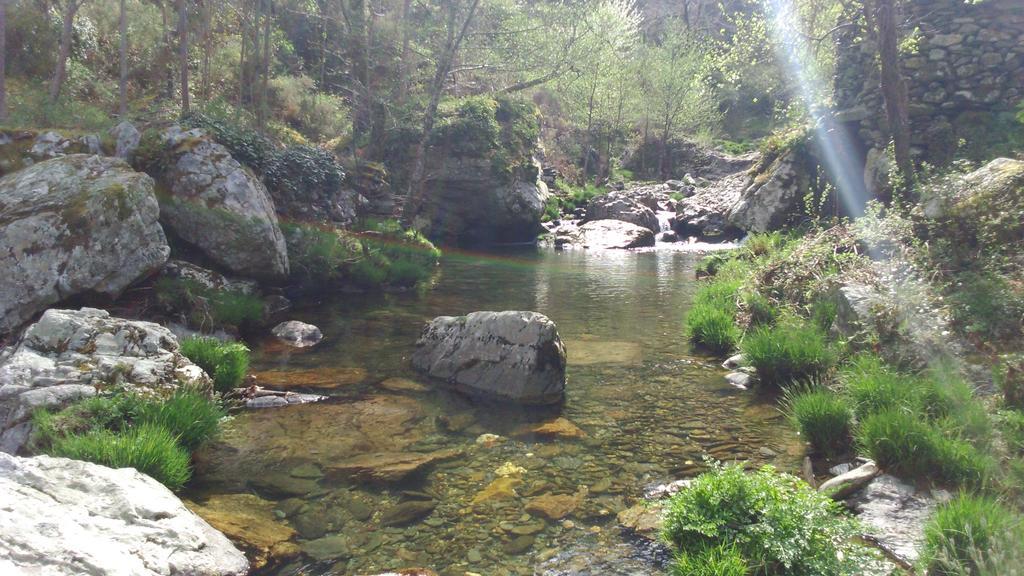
[
  {"left": 744, "top": 232, "right": 787, "bottom": 258},
  {"left": 742, "top": 291, "right": 779, "bottom": 327},
  {"left": 998, "top": 355, "right": 1024, "bottom": 410},
  {"left": 348, "top": 252, "right": 390, "bottom": 288},
  {"left": 839, "top": 355, "right": 919, "bottom": 419},
  {"left": 48, "top": 423, "right": 192, "bottom": 490},
  {"left": 263, "top": 144, "right": 346, "bottom": 204},
  {"left": 179, "top": 337, "right": 250, "bottom": 394},
  {"left": 267, "top": 74, "right": 350, "bottom": 142},
  {"left": 810, "top": 297, "right": 838, "bottom": 332},
  {"left": 999, "top": 410, "right": 1024, "bottom": 455},
  {"left": 542, "top": 196, "right": 562, "bottom": 222},
  {"left": 696, "top": 253, "right": 731, "bottom": 279},
  {"left": 282, "top": 223, "right": 362, "bottom": 286},
  {"left": 740, "top": 321, "right": 835, "bottom": 387},
  {"left": 662, "top": 463, "right": 867, "bottom": 576},
  {"left": 183, "top": 111, "right": 274, "bottom": 171},
  {"left": 30, "top": 394, "right": 142, "bottom": 450},
  {"left": 670, "top": 543, "right": 748, "bottom": 576},
  {"left": 2, "top": 84, "right": 112, "bottom": 131},
  {"left": 782, "top": 385, "right": 853, "bottom": 457},
  {"left": 154, "top": 278, "right": 264, "bottom": 332},
  {"left": 685, "top": 279, "right": 741, "bottom": 355},
  {"left": 431, "top": 96, "right": 501, "bottom": 156},
  {"left": 948, "top": 272, "right": 1024, "bottom": 338},
  {"left": 923, "top": 494, "right": 1024, "bottom": 576},
  {"left": 135, "top": 390, "right": 225, "bottom": 451}
]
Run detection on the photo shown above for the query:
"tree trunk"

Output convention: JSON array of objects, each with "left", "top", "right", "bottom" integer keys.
[
  {"left": 0, "top": 0, "right": 7, "bottom": 121},
  {"left": 178, "top": 0, "right": 190, "bottom": 115},
  {"left": 161, "top": 2, "right": 173, "bottom": 98},
  {"left": 877, "top": 0, "right": 912, "bottom": 194},
  {"left": 404, "top": 0, "right": 481, "bottom": 222},
  {"left": 347, "top": 0, "right": 370, "bottom": 152},
  {"left": 118, "top": 0, "right": 127, "bottom": 116},
  {"left": 201, "top": 0, "right": 211, "bottom": 101},
  {"left": 397, "top": 0, "right": 412, "bottom": 102},
  {"left": 256, "top": 0, "right": 271, "bottom": 131},
  {"left": 49, "top": 1, "right": 79, "bottom": 103}
]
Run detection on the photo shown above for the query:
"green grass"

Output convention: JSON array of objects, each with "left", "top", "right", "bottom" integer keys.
[
  {"left": 839, "top": 355, "right": 921, "bottom": 418},
  {"left": 999, "top": 410, "right": 1024, "bottom": 454},
  {"left": 136, "top": 390, "right": 225, "bottom": 450},
  {"left": 742, "top": 291, "right": 779, "bottom": 326},
  {"left": 857, "top": 409, "right": 992, "bottom": 487},
  {"left": 48, "top": 423, "right": 192, "bottom": 490},
  {"left": 685, "top": 279, "right": 742, "bottom": 355},
  {"left": 208, "top": 291, "right": 265, "bottom": 329},
  {"left": 740, "top": 321, "right": 836, "bottom": 387},
  {"left": 782, "top": 385, "right": 853, "bottom": 457},
  {"left": 155, "top": 277, "right": 264, "bottom": 331},
  {"left": 179, "top": 337, "right": 250, "bottom": 393},
  {"left": 662, "top": 462, "right": 868, "bottom": 576},
  {"left": 922, "top": 494, "right": 1024, "bottom": 576},
  {"left": 670, "top": 543, "right": 748, "bottom": 576}
]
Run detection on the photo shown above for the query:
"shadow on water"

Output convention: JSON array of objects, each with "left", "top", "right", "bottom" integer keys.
[{"left": 186, "top": 246, "right": 804, "bottom": 576}]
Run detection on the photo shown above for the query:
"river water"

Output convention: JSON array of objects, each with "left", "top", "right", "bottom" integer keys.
[{"left": 188, "top": 247, "right": 804, "bottom": 576}]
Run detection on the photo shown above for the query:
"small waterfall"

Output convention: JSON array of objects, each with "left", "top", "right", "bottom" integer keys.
[{"left": 656, "top": 211, "right": 673, "bottom": 232}]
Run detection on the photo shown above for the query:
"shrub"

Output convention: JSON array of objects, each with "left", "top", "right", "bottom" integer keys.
[
  {"left": 48, "top": 423, "right": 192, "bottom": 490},
  {"left": 348, "top": 253, "right": 390, "bottom": 288},
  {"left": 263, "top": 144, "right": 346, "bottom": 205},
  {"left": 740, "top": 321, "right": 835, "bottom": 387},
  {"left": 136, "top": 390, "right": 224, "bottom": 450},
  {"left": 183, "top": 110, "right": 273, "bottom": 171},
  {"left": 282, "top": 223, "right": 362, "bottom": 286},
  {"left": 662, "top": 463, "right": 867, "bottom": 576},
  {"left": 839, "top": 355, "right": 920, "bottom": 418},
  {"left": 670, "top": 543, "right": 747, "bottom": 576},
  {"left": 179, "top": 337, "right": 250, "bottom": 393},
  {"left": 948, "top": 272, "right": 1024, "bottom": 338},
  {"left": 782, "top": 386, "right": 853, "bottom": 457},
  {"left": 923, "top": 494, "right": 1024, "bottom": 576},
  {"left": 810, "top": 297, "right": 838, "bottom": 332},
  {"left": 155, "top": 278, "right": 264, "bottom": 332}
]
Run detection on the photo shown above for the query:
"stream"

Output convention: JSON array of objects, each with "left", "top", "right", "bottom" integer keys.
[{"left": 187, "top": 246, "right": 805, "bottom": 576}]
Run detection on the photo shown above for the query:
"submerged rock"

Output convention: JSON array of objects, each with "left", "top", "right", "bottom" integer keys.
[
  {"left": 380, "top": 499, "right": 437, "bottom": 526},
  {"left": 0, "top": 453, "right": 248, "bottom": 576},
  {"left": 326, "top": 449, "right": 462, "bottom": 484},
  {"left": 184, "top": 493, "right": 299, "bottom": 569},
  {"left": 0, "top": 308, "right": 209, "bottom": 453},
  {"left": 0, "top": 155, "right": 169, "bottom": 335},
  {"left": 412, "top": 311, "right": 567, "bottom": 404},
  {"left": 152, "top": 126, "right": 289, "bottom": 280},
  {"left": 525, "top": 488, "right": 587, "bottom": 520},
  {"left": 271, "top": 320, "right": 323, "bottom": 348},
  {"left": 519, "top": 417, "right": 587, "bottom": 440}
]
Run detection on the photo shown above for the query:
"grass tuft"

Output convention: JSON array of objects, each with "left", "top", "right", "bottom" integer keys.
[
  {"left": 685, "top": 278, "right": 742, "bottom": 355},
  {"left": 740, "top": 321, "right": 835, "bottom": 387},
  {"left": 48, "top": 423, "right": 192, "bottom": 490},
  {"left": 179, "top": 337, "right": 250, "bottom": 393},
  {"left": 136, "top": 390, "right": 225, "bottom": 450},
  {"left": 922, "top": 493, "right": 1024, "bottom": 576},
  {"left": 782, "top": 384, "right": 853, "bottom": 457}
]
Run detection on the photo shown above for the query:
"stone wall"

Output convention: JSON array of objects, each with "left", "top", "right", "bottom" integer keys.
[{"left": 833, "top": 0, "right": 1024, "bottom": 167}]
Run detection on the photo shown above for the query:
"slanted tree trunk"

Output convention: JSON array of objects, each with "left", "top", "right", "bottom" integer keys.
[
  {"left": 50, "top": 1, "right": 82, "bottom": 103},
  {"left": 404, "top": 0, "right": 481, "bottom": 221},
  {"left": 178, "top": 0, "right": 190, "bottom": 115},
  {"left": 0, "top": 0, "right": 8, "bottom": 121},
  {"left": 877, "top": 0, "right": 912, "bottom": 195},
  {"left": 118, "top": 0, "right": 128, "bottom": 116}
]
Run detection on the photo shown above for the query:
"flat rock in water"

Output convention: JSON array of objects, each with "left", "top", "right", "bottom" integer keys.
[
  {"left": 848, "top": 474, "right": 935, "bottom": 564},
  {"left": 301, "top": 535, "right": 352, "bottom": 561},
  {"left": 518, "top": 417, "right": 587, "bottom": 440},
  {"left": 251, "top": 366, "right": 368, "bottom": 389},
  {"left": 472, "top": 476, "right": 523, "bottom": 505},
  {"left": 819, "top": 461, "right": 879, "bottom": 500},
  {"left": 0, "top": 454, "right": 248, "bottom": 576},
  {"left": 617, "top": 502, "right": 665, "bottom": 537},
  {"left": 380, "top": 500, "right": 436, "bottom": 526},
  {"left": 271, "top": 321, "right": 323, "bottom": 348},
  {"left": 525, "top": 489, "right": 586, "bottom": 520},
  {"left": 184, "top": 493, "right": 299, "bottom": 570},
  {"left": 326, "top": 449, "right": 462, "bottom": 484},
  {"left": 378, "top": 377, "right": 430, "bottom": 393}
]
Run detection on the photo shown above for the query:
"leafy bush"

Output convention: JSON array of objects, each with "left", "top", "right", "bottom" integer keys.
[
  {"left": 740, "top": 321, "right": 835, "bottom": 387},
  {"left": 782, "top": 386, "right": 853, "bottom": 457},
  {"left": 263, "top": 144, "right": 346, "bottom": 204},
  {"left": 923, "top": 494, "right": 1024, "bottom": 576},
  {"left": 662, "top": 463, "right": 867, "bottom": 576},
  {"left": 136, "top": 390, "right": 224, "bottom": 450},
  {"left": 686, "top": 279, "right": 741, "bottom": 355},
  {"left": 183, "top": 111, "right": 273, "bottom": 171},
  {"left": 267, "top": 74, "right": 349, "bottom": 142},
  {"left": 48, "top": 423, "right": 192, "bottom": 490},
  {"left": 431, "top": 96, "right": 501, "bottom": 156},
  {"left": 670, "top": 543, "right": 747, "bottom": 576},
  {"left": 179, "top": 337, "right": 250, "bottom": 393}
]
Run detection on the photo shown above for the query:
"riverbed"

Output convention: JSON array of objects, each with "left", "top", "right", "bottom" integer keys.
[{"left": 187, "top": 246, "right": 804, "bottom": 575}]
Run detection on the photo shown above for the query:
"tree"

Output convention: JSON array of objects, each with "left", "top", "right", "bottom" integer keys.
[
  {"left": 50, "top": 0, "right": 88, "bottom": 103},
  {"left": 876, "top": 0, "right": 912, "bottom": 193},
  {"left": 119, "top": 0, "right": 128, "bottom": 117},
  {"left": 404, "top": 0, "right": 482, "bottom": 218},
  {"left": 178, "top": 0, "right": 190, "bottom": 115},
  {"left": 0, "top": 0, "right": 7, "bottom": 121}
]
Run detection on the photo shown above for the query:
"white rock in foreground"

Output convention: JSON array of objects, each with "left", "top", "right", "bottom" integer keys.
[{"left": 0, "top": 453, "right": 249, "bottom": 576}]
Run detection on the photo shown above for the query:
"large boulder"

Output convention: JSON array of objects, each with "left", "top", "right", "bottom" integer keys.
[
  {"left": 0, "top": 155, "right": 169, "bottom": 335},
  {"left": 412, "top": 311, "right": 566, "bottom": 404},
  {"left": 573, "top": 220, "right": 656, "bottom": 250},
  {"left": 584, "top": 191, "right": 661, "bottom": 233},
  {"left": 727, "top": 149, "right": 811, "bottom": 233},
  {"left": 0, "top": 308, "right": 210, "bottom": 453},
  {"left": 848, "top": 474, "right": 937, "bottom": 565},
  {"left": 0, "top": 453, "right": 249, "bottom": 576},
  {"left": 410, "top": 156, "right": 550, "bottom": 246},
  {"left": 154, "top": 126, "right": 289, "bottom": 279},
  {"left": 673, "top": 171, "right": 749, "bottom": 241}
]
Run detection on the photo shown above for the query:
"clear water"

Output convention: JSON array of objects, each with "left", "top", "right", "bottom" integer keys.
[{"left": 188, "top": 247, "right": 804, "bottom": 576}]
